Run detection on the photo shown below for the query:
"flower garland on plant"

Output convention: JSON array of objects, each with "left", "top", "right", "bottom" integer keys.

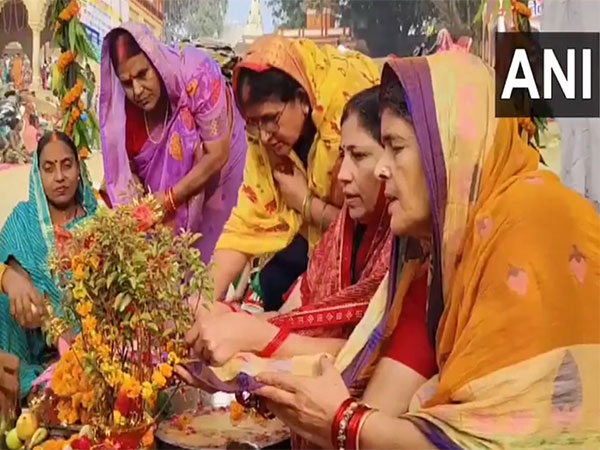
[{"left": 51, "top": 0, "right": 99, "bottom": 161}]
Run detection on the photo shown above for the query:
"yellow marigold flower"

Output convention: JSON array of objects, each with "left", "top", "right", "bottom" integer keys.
[
  {"left": 151, "top": 370, "right": 166, "bottom": 389},
  {"left": 71, "top": 254, "right": 83, "bottom": 268},
  {"left": 167, "top": 352, "right": 181, "bottom": 365},
  {"left": 122, "top": 374, "right": 142, "bottom": 399},
  {"left": 76, "top": 300, "right": 93, "bottom": 318},
  {"left": 141, "top": 381, "right": 154, "bottom": 402},
  {"left": 73, "top": 283, "right": 88, "bottom": 300},
  {"left": 88, "top": 254, "right": 100, "bottom": 270},
  {"left": 98, "top": 344, "right": 110, "bottom": 360},
  {"left": 82, "top": 315, "right": 96, "bottom": 333},
  {"left": 113, "top": 410, "right": 123, "bottom": 426},
  {"left": 73, "top": 264, "right": 86, "bottom": 281},
  {"left": 159, "top": 363, "right": 173, "bottom": 379}
]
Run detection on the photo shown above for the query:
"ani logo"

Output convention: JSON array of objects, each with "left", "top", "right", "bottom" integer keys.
[{"left": 495, "top": 32, "right": 599, "bottom": 118}]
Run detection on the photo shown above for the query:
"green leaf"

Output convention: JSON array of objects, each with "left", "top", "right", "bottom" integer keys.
[
  {"left": 147, "top": 322, "right": 159, "bottom": 333},
  {"left": 473, "top": 0, "right": 486, "bottom": 25},
  {"left": 69, "top": 20, "right": 77, "bottom": 53},
  {"left": 107, "top": 272, "right": 117, "bottom": 289},
  {"left": 113, "top": 292, "right": 124, "bottom": 310},
  {"left": 140, "top": 312, "right": 153, "bottom": 322},
  {"left": 118, "top": 294, "right": 132, "bottom": 312}
]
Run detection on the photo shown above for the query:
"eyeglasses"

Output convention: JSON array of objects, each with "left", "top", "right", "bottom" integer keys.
[{"left": 245, "top": 102, "right": 288, "bottom": 136}]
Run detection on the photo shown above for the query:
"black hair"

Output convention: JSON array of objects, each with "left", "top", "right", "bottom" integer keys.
[
  {"left": 341, "top": 85, "right": 382, "bottom": 142},
  {"left": 235, "top": 67, "right": 308, "bottom": 112},
  {"left": 109, "top": 29, "right": 143, "bottom": 70},
  {"left": 36, "top": 131, "right": 79, "bottom": 164},
  {"left": 380, "top": 65, "right": 411, "bottom": 121}
]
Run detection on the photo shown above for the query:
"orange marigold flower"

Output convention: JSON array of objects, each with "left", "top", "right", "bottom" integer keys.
[
  {"left": 76, "top": 299, "right": 92, "bottom": 317},
  {"left": 159, "top": 363, "right": 173, "bottom": 378},
  {"left": 151, "top": 370, "right": 166, "bottom": 388},
  {"left": 141, "top": 428, "right": 154, "bottom": 448}
]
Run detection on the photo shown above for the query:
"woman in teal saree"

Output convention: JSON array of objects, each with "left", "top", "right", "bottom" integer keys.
[{"left": 0, "top": 131, "right": 97, "bottom": 398}]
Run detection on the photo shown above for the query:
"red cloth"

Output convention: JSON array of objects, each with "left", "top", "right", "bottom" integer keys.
[
  {"left": 125, "top": 100, "right": 148, "bottom": 158},
  {"left": 384, "top": 274, "right": 437, "bottom": 378},
  {"left": 269, "top": 189, "right": 392, "bottom": 339}
]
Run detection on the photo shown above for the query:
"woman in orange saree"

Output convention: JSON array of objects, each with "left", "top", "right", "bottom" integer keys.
[{"left": 254, "top": 51, "right": 600, "bottom": 449}]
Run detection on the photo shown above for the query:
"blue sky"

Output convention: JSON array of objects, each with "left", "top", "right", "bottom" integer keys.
[{"left": 225, "top": 0, "right": 275, "bottom": 33}]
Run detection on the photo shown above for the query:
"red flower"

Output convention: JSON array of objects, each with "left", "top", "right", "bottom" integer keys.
[
  {"left": 115, "top": 390, "right": 134, "bottom": 417},
  {"left": 72, "top": 436, "right": 92, "bottom": 450},
  {"left": 132, "top": 204, "right": 154, "bottom": 232}
]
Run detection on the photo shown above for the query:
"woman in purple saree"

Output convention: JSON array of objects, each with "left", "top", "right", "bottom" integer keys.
[{"left": 99, "top": 23, "right": 246, "bottom": 263}]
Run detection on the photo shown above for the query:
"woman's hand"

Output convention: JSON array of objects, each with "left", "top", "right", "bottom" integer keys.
[
  {"left": 173, "top": 364, "right": 218, "bottom": 393},
  {"left": 185, "top": 312, "right": 276, "bottom": 366},
  {"left": 273, "top": 167, "right": 309, "bottom": 213},
  {"left": 2, "top": 265, "right": 43, "bottom": 329},
  {"left": 256, "top": 355, "right": 349, "bottom": 449}
]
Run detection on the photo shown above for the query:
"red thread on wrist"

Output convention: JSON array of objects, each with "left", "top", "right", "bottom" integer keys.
[{"left": 259, "top": 326, "right": 290, "bottom": 358}]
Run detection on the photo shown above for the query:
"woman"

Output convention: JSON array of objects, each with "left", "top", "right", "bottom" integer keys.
[
  {"left": 11, "top": 54, "right": 22, "bottom": 90},
  {"left": 184, "top": 86, "right": 399, "bottom": 363},
  {"left": 100, "top": 22, "right": 246, "bottom": 263},
  {"left": 211, "top": 35, "right": 380, "bottom": 309},
  {"left": 255, "top": 52, "right": 600, "bottom": 448},
  {"left": 179, "top": 88, "right": 435, "bottom": 450},
  {"left": 0, "top": 131, "right": 97, "bottom": 398}
]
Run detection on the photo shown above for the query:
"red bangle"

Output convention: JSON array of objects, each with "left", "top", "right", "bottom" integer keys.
[
  {"left": 346, "top": 405, "right": 371, "bottom": 450},
  {"left": 330, "top": 398, "right": 354, "bottom": 449},
  {"left": 259, "top": 326, "right": 290, "bottom": 358}
]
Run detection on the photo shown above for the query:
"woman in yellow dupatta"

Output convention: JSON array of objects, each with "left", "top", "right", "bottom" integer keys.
[
  {"left": 254, "top": 51, "right": 600, "bottom": 448},
  {"left": 210, "top": 36, "right": 380, "bottom": 310}
]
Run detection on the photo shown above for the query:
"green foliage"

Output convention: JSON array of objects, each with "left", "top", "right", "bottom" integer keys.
[
  {"left": 51, "top": 0, "right": 100, "bottom": 153},
  {"left": 164, "top": 0, "right": 229, "bottom": 43}
]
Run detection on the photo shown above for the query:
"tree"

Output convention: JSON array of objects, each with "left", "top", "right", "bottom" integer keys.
[
  {"left": 266, "top": 0, "right": 481, "bottom": 57},
  {"left": 267, "top": 0, "right": 306, "bottom": 28},
  {"left": 164, "top": 0, "right": 229, "bottom": 44}
]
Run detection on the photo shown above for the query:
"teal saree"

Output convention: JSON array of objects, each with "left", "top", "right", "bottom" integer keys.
[{"left": 0, "top": 152, "right": 97, "bottom": 398}]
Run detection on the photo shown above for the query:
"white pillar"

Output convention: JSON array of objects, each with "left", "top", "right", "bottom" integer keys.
[{"left": 29, "top": 21, "right": 43, "bottom": 92}]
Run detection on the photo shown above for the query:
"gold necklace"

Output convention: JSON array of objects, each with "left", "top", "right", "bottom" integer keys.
[{"left": 144, "top": 103, "right": 169, "bottom": 144}]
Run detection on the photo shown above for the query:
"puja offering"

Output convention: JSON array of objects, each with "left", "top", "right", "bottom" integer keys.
[
  {"left": 155, "top": 387, "right": 289, "bottom": 449},
  {"left": 28, "top": 195, "right": 213, "bottom": 449}
]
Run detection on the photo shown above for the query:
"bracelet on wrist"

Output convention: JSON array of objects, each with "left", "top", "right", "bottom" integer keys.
[
  {"left": 331, "top": 399, "right": 376, "bottom": 450},
  {"left": 165, "top": 188, "right": 178, "bottom": 213},
  {"left": 259, "top": 326, "right": 290, "bottom": 358},
  {"left": 0, "top": 263, "right": 7, "bottom": 294},
  {"left": 301, "top": 192, "right": 313, "bottom": 222}
]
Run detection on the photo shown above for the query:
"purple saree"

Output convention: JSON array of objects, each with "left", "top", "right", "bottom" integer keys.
[{"left": 99, "top": 23, "right": 246, "bottom": 263}]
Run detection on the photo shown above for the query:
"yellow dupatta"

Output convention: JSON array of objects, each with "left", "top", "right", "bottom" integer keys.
[
  {"left": 381, "top": 52, "right": 600, "bottom": 448},
  {"left": 215, "top": 36, "right": 380, "bottom": 255}
]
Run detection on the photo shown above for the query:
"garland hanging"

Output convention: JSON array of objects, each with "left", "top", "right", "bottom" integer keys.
[
  {"left": 475, "top": 0, "right": 548, "bottom": 149},
  {"left": 51, "top": 0, "right": 100, "bottom": 161}
]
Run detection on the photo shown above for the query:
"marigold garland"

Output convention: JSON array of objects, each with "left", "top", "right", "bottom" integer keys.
[
  {"left": 511, "top": 0, "right": 532, "bottom": 18},
  {"left": 57, "top": 51, "right": 76, "bottom": 74},
  {"left": 51, "top": 0, "right": 100, "bottom": 155},
  {"left": 59, "top": 0, "right": 80, "bottom": 22}
]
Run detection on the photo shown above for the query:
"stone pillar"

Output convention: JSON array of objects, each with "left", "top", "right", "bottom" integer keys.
[{"left": 29, "top": 21, "right": 43, "bottom": 92}]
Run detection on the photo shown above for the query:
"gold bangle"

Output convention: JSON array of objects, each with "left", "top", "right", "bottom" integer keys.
[
  {"left": 166, "top": 188, "right": 177, "bottom": 213},
  {"left": 0, "top": 263, "right": 7, "bottom": 295},
  {"left": 319, "top": 200, "right": 328, "bottom": 232},
  {"left": 301, "top": 193, "right": 313, "bottom": 221}
]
